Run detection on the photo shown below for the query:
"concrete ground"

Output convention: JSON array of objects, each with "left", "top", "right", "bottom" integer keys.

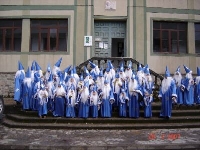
[{"left": 0, "top": 125, "right": 199, "bottom": 150}]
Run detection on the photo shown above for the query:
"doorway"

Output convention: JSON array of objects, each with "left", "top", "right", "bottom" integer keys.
[{"left": 111, "top": 38, "right": 124, "bottom": 57}]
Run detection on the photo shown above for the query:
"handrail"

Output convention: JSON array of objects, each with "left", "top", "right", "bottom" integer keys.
[{"left": 76, "top": 57, "right": 163, "bottom": 87}]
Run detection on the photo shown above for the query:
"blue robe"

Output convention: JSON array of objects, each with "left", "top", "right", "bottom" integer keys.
[
  {"left": 14, "top": 72, "right": 24, "bottom": 102},
  {"left": 159, "top": 79, "right": 177, "bottom": 118},
  {"left": 78, "top": 101, "right": 89, "bottom": 118},
  {"left": 194, "top": 78, "right": 200, "bottom": 104},
  {"left": 53, "top": 96, "right": 65, "bottom": 117},
  {"left": 119, "top": 96, "right": 128, "bottom": 117},
  {"left": 143, "top": 96, "right": 153, "bottom": 118},
  {"left": 181, "top": 78, "right": 194, "bottom": 105},
  {"left": 38, "top": 98, "right": 48, "bottom": 117},
  {"left": 128, "top": 92, "right": 140, "bottom": 118},
  {"left": 65, "top": 97, "right": 76, "bottom": 118},
  {"left": 100, "top": 90, "right": 114, "bottom": 118},
  {"left": 22, "top": 81, "right": 32, "bottom": 110},
  {"left": 89, "top": 105, "right": 98, "bottom": 118}
]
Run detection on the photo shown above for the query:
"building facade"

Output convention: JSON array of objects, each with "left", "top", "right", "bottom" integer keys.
[{"left": 0, "top": 0, "right": 200, "bottom": 96}]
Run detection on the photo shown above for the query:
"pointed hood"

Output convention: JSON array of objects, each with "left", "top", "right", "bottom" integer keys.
[
  {"left": 63, "top": 65, "right": 71, "bottom": 74},
  {"left": 144, "top": 64, "right": 150, "bottom": 75},
  {"left": 138, "top": 63, "right": 143, "bottom": 72},
  {"left": 99, "top": 69, "right": 103, "bottom": 77},
  {"left": 35, "top": 61, "right": 42, "bottom": 71},
  {"left": 183, "top": 65, "right": 192, "bottom": 74},
  {"left": 84, "top": 66, "right": 90, "bottom": 76},
  {"left": 31, "top": 61, "right": 35, "bottom": 71},
  {"left": 165, "top": 66, "right": 170, "bottom": 77},
  {"left": 108, "top": 60, "right": 114, "bottom": 69},
  {"left": 89, "top": 61, "right": 96, "bottom": 69},
  {"left": 54, "top": 57, "right": 62, "bottom": 67},
  {"left": 176, "top": 66, "right": 181, "bottom": 73},
  {"left": 25, "top": 67, "right": 31, "bottom": 78},
  {"left": 47, "top": 63, "right": 51, "bottom": 72},
  {"left": 34, "top": 73, "right": 40, "bottom": 83},
  {"left": 127, "top": 61, "right": 132, "bottom": 69},
  {"left": 119, "top": 62, "right": 124, "bottom": 72},
  {"left": 80, "top": 73, "right": 84, "bottom": 81},
  {"left": 197, "top": 67, "right": 200, "bottom": 76},
  {"left": 73, "top": 66, "right": 77, "bottom": 74},
  {"left": 18, "top": 61, "right": 24, "bottom": 70}
]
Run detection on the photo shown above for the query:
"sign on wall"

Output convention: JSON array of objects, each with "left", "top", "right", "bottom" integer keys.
[{"left": 84, "top": 36, "right": 92, "bottom": 46}]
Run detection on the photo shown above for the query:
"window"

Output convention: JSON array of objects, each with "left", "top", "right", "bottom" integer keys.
[
  {"left": 195, "top": 23, "right": 200, "bottom": 54},
  {"left": 153, "top": 21, "right": 187, "bottom": 53},
  {"left": 30, "top": 19, "right": 68, "bottom": 52},
  {"left": 0, "top": 19, "right": 22, "bottom": 52}
]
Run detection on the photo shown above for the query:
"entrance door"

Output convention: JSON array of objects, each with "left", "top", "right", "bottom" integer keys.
[
  {"left": 94, "top": 21, "right": 126, "bottom": 57},
  {"left": 111, "top": 38, "right": 124, "bottom": 57}
]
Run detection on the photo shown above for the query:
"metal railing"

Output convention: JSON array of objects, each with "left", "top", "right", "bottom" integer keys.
[{"left": 76, "top": 57, "right": 163, "bottom": 88}]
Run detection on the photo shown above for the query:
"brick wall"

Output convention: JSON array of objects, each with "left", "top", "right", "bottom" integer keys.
[{"left": 0, "top": 73, "right": 15, "bottom": 97}]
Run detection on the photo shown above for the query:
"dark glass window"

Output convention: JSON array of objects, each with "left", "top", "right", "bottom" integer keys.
[
  {"left": 195, "top": 23, "right": 200, "bottom": 53},
  {"left": 0, "top": 19, "right": 22, "bottom": 52},
  {"left": 153, "top": 21, "right": 187, "bottom": 53},
  {"left": 30, "top": 19, "right": 68, "bottom": 52}
]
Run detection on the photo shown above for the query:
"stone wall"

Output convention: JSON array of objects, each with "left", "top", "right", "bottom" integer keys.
[{"left": 0, "top": 73, "right": 15, "bottom": 97}]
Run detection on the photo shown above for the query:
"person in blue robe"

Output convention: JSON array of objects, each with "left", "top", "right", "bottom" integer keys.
[
  {"left": 65, "top": 85, "right": 76, "bottom": 118},
  {"left": 22, "top": 67, "right": 33, "bottom": 110},
  {"left": 127, "top": 74, "right": 143, "bottom": 118},
  {"left": 194, "top": 67, "right": 200, "bottom": 104},
  {"left": 77, "top": 81, "right": 90, "bottom": 118},
  {"left": 173, "top": 66, "right": 184, "bottom": 105},
  {"left": 37, "top": 85, "right": 48, "bottom": 118},
  {"left": 46, "top": 74, "right": 55, "bottom": 112},
  {"left": 143, "top": 65, "right": 154, "bottom": 118},
  {"left": 159, "top": 66, "right": 177, "bottom": 118},
  {"left": 14, "top": 61, "right": 25, "bottom": 104},
  {"left": 53, "top": 83, "right": 66, "bottom": 117},
  {"left": 119, "top": 88, "right": 129, "bottom": 117},
  {"left": 99, "top": 78, "right": 115, "bottom": 118},
  {"left": 181, "top": 65, "right": 194, "bottom": 106},
  {"left": 112, "top": 72, "right": 123, "bottom": 109},
  {"left": 89, "top": 86, "right": 100, "bottom": 118}
]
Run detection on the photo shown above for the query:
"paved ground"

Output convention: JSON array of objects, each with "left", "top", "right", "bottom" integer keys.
[{"left": 0, "top": 125, "right": 200, "bottom": 150}]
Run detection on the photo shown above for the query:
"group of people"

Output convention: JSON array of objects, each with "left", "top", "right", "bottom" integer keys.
[{"left": 13, "top": 57, "right": 200, "bottom": 119}]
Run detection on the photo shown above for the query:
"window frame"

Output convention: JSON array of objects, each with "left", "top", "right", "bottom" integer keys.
[
  {"left": 0, "top": 19, "right": 22, "bottom": 52},
  {"left": 195, "top": 23, "right": 200, "bottom": 54},
  {"left": 30, "top": 19, "right": 68, "bottom": 52},
  {"left": 153, "top": 21, "right": 187, "bottom": 54}
]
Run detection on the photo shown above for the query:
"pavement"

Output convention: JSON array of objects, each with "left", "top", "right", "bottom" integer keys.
[{"left": 0, "top": 125, "right": 200, "bottom": 150}]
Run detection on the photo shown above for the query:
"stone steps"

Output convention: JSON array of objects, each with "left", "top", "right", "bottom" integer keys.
[{"left": 2, "top": 98, "right": 200, "bottom": 130}]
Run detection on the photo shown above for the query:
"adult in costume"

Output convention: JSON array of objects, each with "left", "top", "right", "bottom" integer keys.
[
  {"left": 127, "top": 74, "right": 143, "bottom": 118},
  {"left": 181, "top": 65, "right": 194, "bottom": 105},
  {"left": 194, "top": 67, "right": 200, "bottom": 104},
  {"left": 65, "top": 85, "right": 76, "bottom": 118},
  {"left": 173, "top": 66, "right": 183, "bottom": 105},
  {"left": 77, "top": 81, "right": 90, "bottom": 118},
  {"left": 99, "top": 78, "right": 115, "bottom": 118},
  {"left": 118, "top": 88, "right": 129, "bottom": 117},
  {"left": 22, "top": 67, "right": 33, "bottom": 110},
  {"left": 89, "top": 86, "right": 99, "bottom": 118},
  {"left": 159, "top": 66, "right": 177, "bottom": 118},
  {"left": 14, "top": 61, "right": 25, "bottom": 103},
  {"left": 53, "top": 83, "right": 66, "bottom": 117},
  {"left": 38, "top": 85, "right": 48, "bottom": 118}
]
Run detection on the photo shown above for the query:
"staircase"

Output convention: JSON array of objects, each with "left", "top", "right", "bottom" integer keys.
[
  {"left": 2, "top": 57, "right": 200, "bottom": 130},
  {"left": 2, "top": 98, "right": 200, "bottom": 130}
]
